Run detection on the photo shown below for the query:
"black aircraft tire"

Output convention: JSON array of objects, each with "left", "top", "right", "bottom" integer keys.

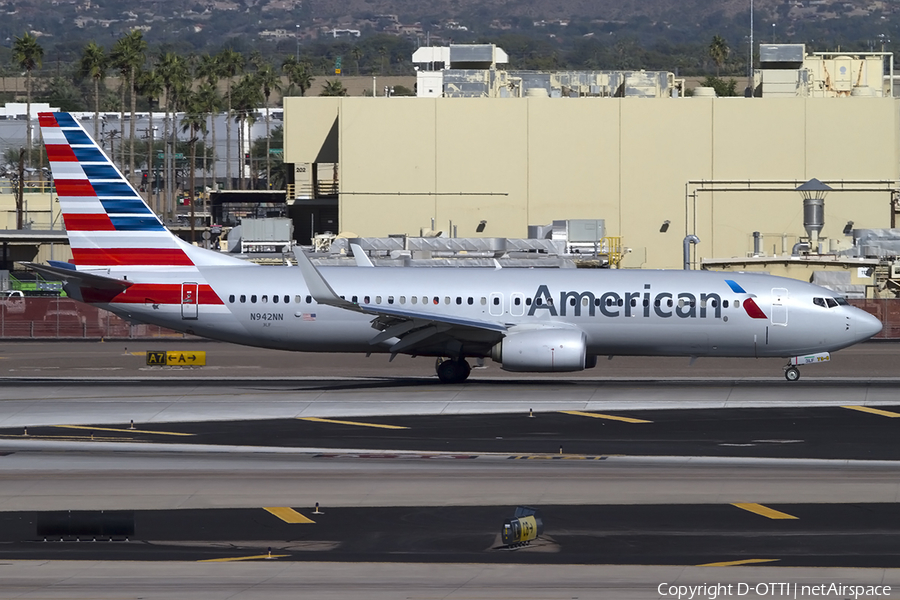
[
  {"left": 784, "top": 366, "right": 800, "bottom": 382},
  {"left": 437, "top": 359, "right": 471, "bottom": 383}
]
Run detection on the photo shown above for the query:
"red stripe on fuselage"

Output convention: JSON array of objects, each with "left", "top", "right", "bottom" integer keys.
[
  {"left": 46, "top": 144, "right": 78, "bottom": 161},
  {"left": 743, "top": 298, "right": 768, "bottom": 319},
  {"left": 38, "top": 113, "right": 58, "bottom": 128},
  {"left": 71, "top": 248, "right": 194, "bottom": 266},
  {"left": 63, "top": 213, "right": 116, "bottom": 231},
  {"left": 106, "top": 283, "right": 223, "bottom": 305},
  {"left": 55, "top": 179, "right": 96, "bottom": 197}
]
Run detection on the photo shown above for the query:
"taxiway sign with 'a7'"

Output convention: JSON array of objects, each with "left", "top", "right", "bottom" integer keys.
[{"left": 146, "top": 351, "right": 206, "bottom": 366}]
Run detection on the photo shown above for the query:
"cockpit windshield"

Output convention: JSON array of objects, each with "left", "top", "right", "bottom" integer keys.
[{"left": 813, "top": 296, "right": 849, "bottom": 308}]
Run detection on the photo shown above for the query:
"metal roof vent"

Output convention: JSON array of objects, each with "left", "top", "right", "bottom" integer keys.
[{"left": 796, "top": 178, "right": 832, "bottom": 252}]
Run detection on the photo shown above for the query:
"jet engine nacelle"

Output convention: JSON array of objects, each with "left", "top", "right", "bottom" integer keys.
[{"left": 491, "top": 327, "right": 588, "bottom": 372}]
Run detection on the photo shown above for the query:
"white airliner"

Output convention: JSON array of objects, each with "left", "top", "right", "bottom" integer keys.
[{"left": 27, "top": 112, "right": 882, "bottom": 382}]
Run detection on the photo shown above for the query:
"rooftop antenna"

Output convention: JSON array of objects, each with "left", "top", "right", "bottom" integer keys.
[{"left": 748, "top": 0, "right": 754, "bottom": 97}]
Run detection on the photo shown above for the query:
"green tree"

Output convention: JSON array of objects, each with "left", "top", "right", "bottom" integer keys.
[
  {"left": 255, "top": 63, "right": 281, "bottom": 187},
  {"left": 230, "top": 74, "right": 263, "bottom": 190},
  {"left": 181, "top": 90, "right": 207, "bottom": 243},
  {"left": 708, "top": 35, "right": 729, "bottom": 76},
  {"left": 216, "top": 48, "right": 244, "bottom": 190},
  {"left": 157, "top": 52, "right": 190, "bottom": 220},
  {"left": 78, "top": 41, "right": 107, "bottom": 140},
  {"left": 377, "top": 45, "right": 387, "bottom": 74},
  {"left": 319, "top": 79, "right": 347, "bottom": 97},
  {"left": 700, "top": 76, "right": 738, "bottom": 96},
  {"left": 12, "top": 32, "right": 43, "bottom": 162},
  {"left": 136, "top": 67, "right": 163, "bottom": 214},
  {"left": 282, "top": 56, "right": 313, "bottom": 96},
  {"left": 351, "top": 46, "right": 363, "bottom": 75},
  {"left": 110, "top": 30, "right": 147, "bottom": 183},
  {"left": 194, "top": 81, "right": 220, "bottom": 200}
]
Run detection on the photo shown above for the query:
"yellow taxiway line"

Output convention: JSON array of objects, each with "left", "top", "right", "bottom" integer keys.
[
  {"left": 842, "top": 405, "right": 900, "bottom": 418},
  {"left": 559, "top": 410, "right": 652, "bottom": 424},
  {"left": 55, "top": 425, "right": 194, "bottom": 437},
  {"left": 698, "top": 558, "right": 780, "bottom": 567},
  {"left": 263, "top": 507, "right": 315, "bottom": 524},
  {"left": 732, "top": 503, "right": 799, "bottom": 520},
  {"left": 298, "top": 417, "right": 408, "bottom": 430},
  {"left": 199, "top": 554, "right": 289, "bottom": 562}
]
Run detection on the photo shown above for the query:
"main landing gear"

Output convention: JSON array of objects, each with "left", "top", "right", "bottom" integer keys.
[{"left": 436, "top": 358, "right": 471, "bottom": 384}]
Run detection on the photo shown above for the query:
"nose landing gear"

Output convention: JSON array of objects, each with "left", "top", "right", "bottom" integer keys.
[
  {"left": 436, "top": 358, "right": 472, "bottom": 384},
  {"left": 784, "top": 366, "right": 801, "bottom": 381},
  {"left": 783, "top": 351, "right": 831, "bottom": 382}
]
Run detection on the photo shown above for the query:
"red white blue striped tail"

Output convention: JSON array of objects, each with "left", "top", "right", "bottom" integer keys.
[{"left": 40, "top": 112, "right": 237, "bottom": 270}]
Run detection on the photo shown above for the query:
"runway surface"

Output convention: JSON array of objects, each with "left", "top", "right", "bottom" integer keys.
[
  {"left": 4, "top": 403, "right": 900, "bottom": 459},
  {"left": 3, "top": 341, "right": 900, "bottom": 597}
]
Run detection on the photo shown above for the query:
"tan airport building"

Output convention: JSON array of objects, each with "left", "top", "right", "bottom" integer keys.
[{"left": 285, "top": 94, "right": 899, "bottom": 271}]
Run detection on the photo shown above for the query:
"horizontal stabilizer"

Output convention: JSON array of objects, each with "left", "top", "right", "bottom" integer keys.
[{"left": 24, "top": 262, "right": 133, "bottom": 293}]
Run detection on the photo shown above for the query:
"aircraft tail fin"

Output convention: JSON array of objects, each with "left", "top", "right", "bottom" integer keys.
[{"left": 39, "top": 112, "right": 244, "bottom": 270}]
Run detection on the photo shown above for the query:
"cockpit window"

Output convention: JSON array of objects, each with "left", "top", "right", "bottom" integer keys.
[
  {"left": 825, "top": 298, "right": 838, "bottom": 308},
  {"left": 834, "top": 297, "right": 848, "bottom": 305},
  {"left": 813, "top": 297, "right": 826, "bottom": 308}
]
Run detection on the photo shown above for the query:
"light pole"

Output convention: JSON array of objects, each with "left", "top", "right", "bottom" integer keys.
[{"left": 296, "top": 25, "right": 300, "bottom": 61}]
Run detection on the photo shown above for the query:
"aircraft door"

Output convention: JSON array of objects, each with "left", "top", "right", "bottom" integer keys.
[
  {"left": 510, "top": 293, "right": 525, "bottom": 317},
  {"left": 489, "top": 293, "right": 504, "bottom": 316},
  {"left": 181, "top": 282, "right": 199, "bottom": 320},
  {"left": 771, "top": 288, "right": 787, "bottom": 326}
]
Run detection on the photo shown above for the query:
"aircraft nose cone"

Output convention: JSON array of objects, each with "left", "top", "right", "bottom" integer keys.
[{"left": 855, "top": 309, "right": 883, "bottom": 340}]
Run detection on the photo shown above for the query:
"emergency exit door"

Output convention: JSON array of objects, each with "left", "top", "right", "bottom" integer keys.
[
  {"left": 181, "top": 282, "right": 199, "bottom": 320},
  {"left": 771, "top": 288, "right": 788, "bottom": 326}
]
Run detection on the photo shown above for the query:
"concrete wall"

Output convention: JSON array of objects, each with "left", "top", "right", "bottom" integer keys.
[{"left": 285, "top": 96, "right": 900, "bottom": 269}]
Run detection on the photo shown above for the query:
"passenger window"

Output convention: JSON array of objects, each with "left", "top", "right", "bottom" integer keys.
[
  {"left": 493, "top": 297, "right": 500, "bottom": 305},
  {"left": 456, "top": 297, "right": 462, "bottom": 305},
  {"left": 295, "top": 295, "right": 301, "bottom": 303},
  {"left": 433, "top": 297, "right": 439, "bottom": 305},
  {"left": 261, "top": 295, "right": 268, "bottom": 303},
  {"left": 723, "top": 300, "right": 729, "bottom": 308},
  {"left": 411, "top": 296, "right": 417, "bottom": 305},
  {"left": 228, "top": 294, "right": 235, "bottom": 303},
  {"left": 643, "top": 299, "right": 649, "bottom": 307},
  {"left": 240, "top": 295, "right": 246, "bottom": 303},
  {"left": 667, "top": 299, "right": 673, "bottom": 308},
  {"left": 516, "top": 297, "right": 523, "bottom": 306},
  {"left": 422, "top": 296, "right": 428, "bottom": 305},
  {"left": 364, "top": 296, "right": 370, "bottom": 304},
  {"left": 569, "top": 298, "right": 576, "bottom": 306},
  {"left": 284, "top": 295, "right": 289, "bottom": 304},
  {"left": 631, "top": 299, "right": 637, "bottom": 307},
  {"left": 813, "top": 297, "right": 826, "bottom": 308},
  {"left": 481, "top": 297, "right": 487, "bottom": 305},
  {"left": 594, "top": 298, "right": 600, "bottom": 306},
  {"left": 444, "top": 297, "right": 450, "bottom": 305},
  {"left": 306, "top": 295, "right": 312, "bottom": 304},
  {"left": 376, "top": 296, "right": 382, "bottom": 304},
  {"left": 387, "top": 296, "right": 394, "bottom": 304},
  {"left": 826, "top": 298, "right": 838, "bottom": 308},
  {"left": 468, "top": 297, "right": 473, "bottom": 305},
  {"left": 734, "top": 300, "right": 740, "bottom": 308},
  {"left": 400, "top": 296, "right": 406, "bottom": 304},
  {"left": 617, "top": 299, "right": 623, "bottom": 307},
  {"left": 251, "top": 295, "right": 257, "bottom": 303},
  {"left": 352, "top": 295, "right": 358, "bottom": 303},
  {"left": 273, "top": 295, "right": 279, "bottom": 304}
]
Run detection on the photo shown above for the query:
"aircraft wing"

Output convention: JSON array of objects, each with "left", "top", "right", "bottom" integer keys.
[{"left": 295, "top": 250, "right": 506, "bottom": 356}]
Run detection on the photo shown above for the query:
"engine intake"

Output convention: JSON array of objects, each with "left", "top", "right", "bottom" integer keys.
[{"left": 491, "top": 328, "right": 588, "bottom": 372}]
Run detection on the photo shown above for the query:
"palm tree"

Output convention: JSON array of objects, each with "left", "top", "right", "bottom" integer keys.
[
  {"left": 157, "top": 52, "right": 190, "bottom": 221},
  {"left": 194, "top": 81, "right": 220, "bottom": 209},
  {"left": 255, "top": 63, "right": 281, "bottom": 188},
  {"left": 78, "top": 42, "right": 106, "bottom": 140},
  {"left": 229, "top": 74, "right": 262, "bottom": 190},
  {"left": 216, "top": 48, "right": 244, "bottom": 190},
  {"left": 351, "top": 46, "right": 363, "bottom": 75},
  {"left": 181, "top": 91, "right": 207, "bottom": 243},
  {"left": 110, "top": 30, "right": 147, "bottom": 183},
  {"left": 319, "top": 79, "right": 347, "bottom": 97},
  {"left": 12, "top": 32, "right": 43, "bottom": 163},
  {"left": 377, "top": 45, "right": 387, "bottom": 75},
  {"left": 196, "top": 54, "right": 220, "bottom": 192},
  {"left": 136, "top": 67, "right": 163, "bottom": 214},
  {"left": 709, "top": 35, "right": 729, "bottom": 77},
  {"left": 282, "top": 56, "right": 313, "bottom": 97}
]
